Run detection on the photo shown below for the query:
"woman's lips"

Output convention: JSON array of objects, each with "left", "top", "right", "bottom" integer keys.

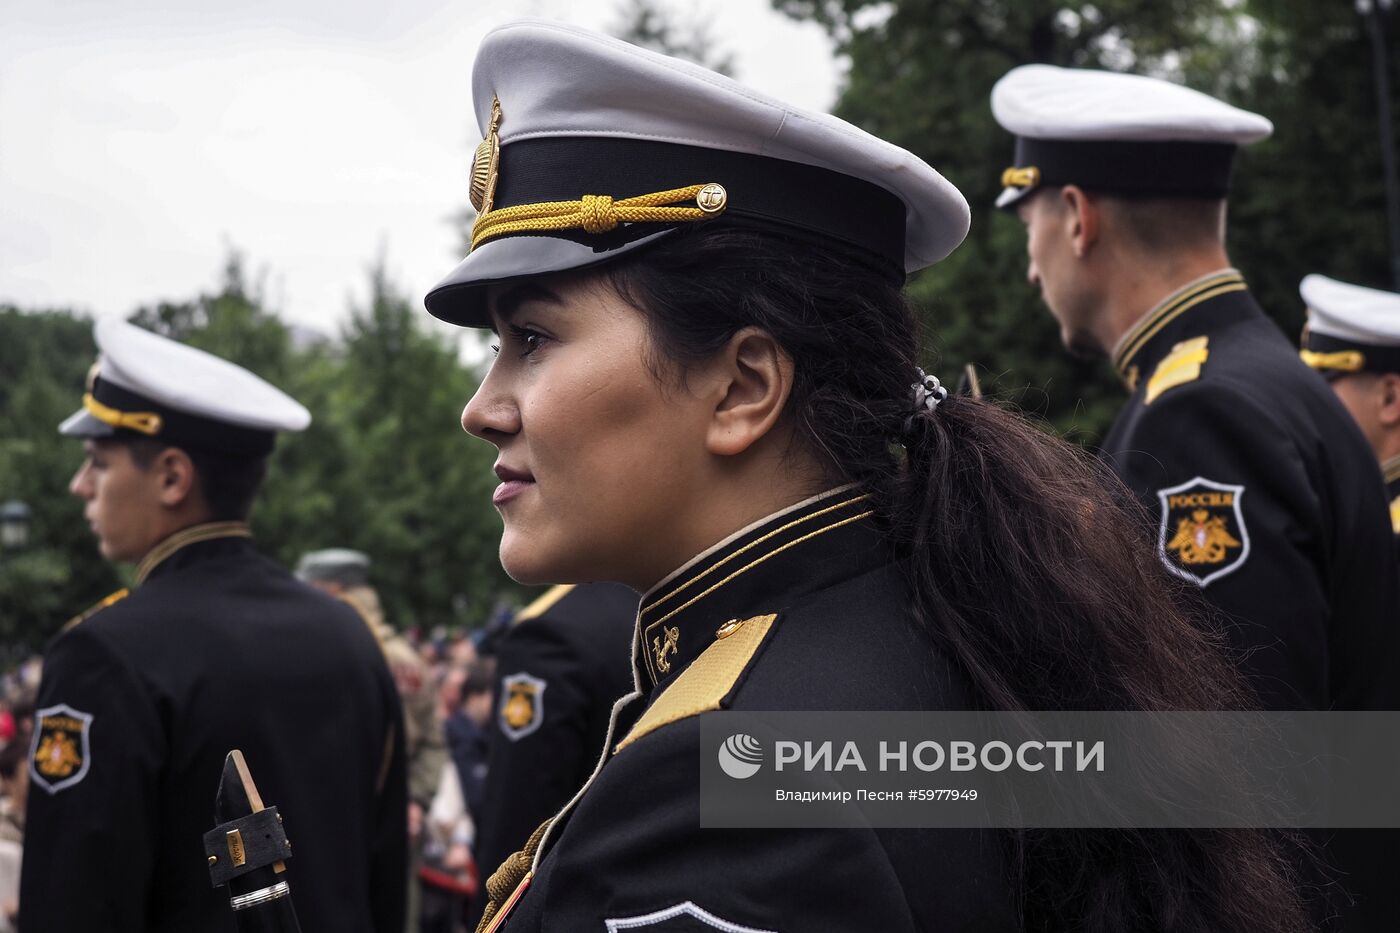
[
  {"left": 492, "top": 464, "right": 534, "bottom": 506},
  {"left": 492, "top": 478, "right": 534, "bottom": 506}
]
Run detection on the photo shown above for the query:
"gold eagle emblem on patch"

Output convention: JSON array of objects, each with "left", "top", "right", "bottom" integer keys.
[
  {"left": 30, "top": 704, "right": 94, "bottom": 794},
  {"left": 1166, "top": 509, "right": 1242, "bottom": 565},
  {"left": 499, "top": 672, "right": 546, "bottom": 741},
  {"left": 1156, "top": 478, "right": 1250, "bottom": 587}
]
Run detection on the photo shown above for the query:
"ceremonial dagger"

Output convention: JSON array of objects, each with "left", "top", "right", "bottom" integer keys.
[{"left": 204, "top": 749, "right": 303, "bottom": 932}]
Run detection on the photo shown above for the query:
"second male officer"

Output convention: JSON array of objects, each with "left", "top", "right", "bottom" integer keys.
[
  {"left": 1298, "top": 273, "right": 1400, "bottom": 555},
  {"left": 993, "top": 64, "right": 1398, "bottom": 712},
  {"left": 994, "top": 66, "right": 1400, "bottom": 930},
  {"left": 23, "top": 318, "right": 407, "bottom": 932}
]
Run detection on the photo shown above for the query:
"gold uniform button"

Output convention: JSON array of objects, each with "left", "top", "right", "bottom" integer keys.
[
  {"left": 715, "top": 619, "right": 743, "bottom": 639},
  {"left": 697, "top": 183, "right": 727, "bottom": 214}
]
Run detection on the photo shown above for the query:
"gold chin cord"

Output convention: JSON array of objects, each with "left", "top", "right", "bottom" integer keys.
[{"left": 82, "top": 392, "right": 163, "bottom": 434}]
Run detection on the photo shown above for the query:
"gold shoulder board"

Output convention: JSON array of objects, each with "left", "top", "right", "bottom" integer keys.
[
  {"left": 1145, "top": 336, "right": 1210, "bottom": 405},
  {"left": 61, "top": 587, "right": 130, "bottom": 634},
  {"left": 513, "top": 584, "right": 575, "bottom": 625},
  {"left": 615, "top": 613, "right": 776, "bottom": 753}
]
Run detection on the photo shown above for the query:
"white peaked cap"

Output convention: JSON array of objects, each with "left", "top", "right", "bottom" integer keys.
[
  {"left": 990, "top": 65, "right": 1272, "bottom": 209},
  {"left": 1302, "top": 275, "right": 1400, "bottom": 345},
  {"left": 992, "top": 65, "right": 1273, "bottom": 144},
  {"left": 59, "top": 317, "right": 310, "bottom": 455},
  {"left": 425, "top": 19, "right": 970, "bottom": 327}
]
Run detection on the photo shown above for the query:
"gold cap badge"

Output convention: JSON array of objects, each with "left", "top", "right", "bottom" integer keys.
[{"left": 470, "top": 96, "right": 503, "bottom": 216}]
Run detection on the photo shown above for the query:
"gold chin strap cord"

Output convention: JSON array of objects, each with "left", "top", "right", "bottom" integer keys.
[
  {"left": 1299, "top": 349, "right": 1365, "bottom": 373},
  {"left": 82, "top": 393, "right": 163, "bottom": 435},
  {"left": 1000, "top": 166, "right": 1040, "bottom": 189},
  {"left": 471, "top": 183, "right": 727, "bottom": 251}
]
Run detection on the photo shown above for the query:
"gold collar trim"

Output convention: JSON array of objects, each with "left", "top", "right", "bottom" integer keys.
[
  {"left": 1113, "top": 269, "right": 1246, "bottom": 381},
  {"left": 1383, "top": 455, "right": 1400, "bottom": 485},
  {"left": 136, "top": 521, "right": 252, "bottom": 584},
  {"left": 640, "top": 484, "right": 863, "bottom": 622}
]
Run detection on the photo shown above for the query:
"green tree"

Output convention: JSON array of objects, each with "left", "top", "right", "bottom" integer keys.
[{"left": 0, "top": 307, "right": 120, "bottom": 653}]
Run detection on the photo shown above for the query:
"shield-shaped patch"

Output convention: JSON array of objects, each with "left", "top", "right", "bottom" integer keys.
[
  {"left": 30, "top": 703, "right": 94, "bottom": 794},
  {"left": 499, "top": 672, "right": 546, "bottom": 741},
  {"left": 1156, "top": 477, "right": 1250, "bottom": 587},
  {"left": 606, "top": 901, "right": 775, "bottom": 932}
]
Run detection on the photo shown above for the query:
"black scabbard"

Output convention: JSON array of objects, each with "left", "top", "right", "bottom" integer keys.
[{"left": 206, "top": 750, "right": 304, "bottom": 933}]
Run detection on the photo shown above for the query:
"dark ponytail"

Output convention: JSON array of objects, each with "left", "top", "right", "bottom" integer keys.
[{"left": 605, "top": 223, "right": 1309, "bottom": 932}]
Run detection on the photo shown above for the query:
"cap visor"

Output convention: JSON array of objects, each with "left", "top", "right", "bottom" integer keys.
[
  {"left": 58, "top": 408, "right": 115, "bottom": 438},
  {"left": 424, "top": 228, "right": 676, "bottom": 328},
  {"left": 995, "top": 186, "right": 1033, "bottom": 210}
]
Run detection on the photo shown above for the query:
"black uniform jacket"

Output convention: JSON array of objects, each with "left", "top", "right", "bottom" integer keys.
[
  {"left": 22, "top": 524, "right": 408, "bottom": 933},
  {"left": 473, "top": 582, "right": 637, "bottom": 886},
  {"left": 1101, "top": 271, "right": 1400, "bottom": 711},
  {"left": 490, "top": 489, "right": 1018, "bottom": 933}
]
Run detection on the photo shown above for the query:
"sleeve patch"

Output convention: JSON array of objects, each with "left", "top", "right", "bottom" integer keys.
[
  {"left": 1157, "top": 477, "right": 1251, "bottom": 587},
  {"left": 606, "top": 901, "right": 776, "bottom": 932},
  {"left": 499, "top": 672, "right": 547, "bottom": 741},
  {"left": 30, "top": 704, "right": 94, "bottom": 794}
]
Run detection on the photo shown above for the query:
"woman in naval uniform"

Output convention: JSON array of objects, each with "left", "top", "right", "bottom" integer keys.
[{"left": 425, "top": 21, "right": 1308, "bottom": 933}]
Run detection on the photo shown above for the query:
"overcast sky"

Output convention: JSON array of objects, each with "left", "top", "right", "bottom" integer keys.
[{"left": 0, "top": 0, "right": 840, "bottom": 338}]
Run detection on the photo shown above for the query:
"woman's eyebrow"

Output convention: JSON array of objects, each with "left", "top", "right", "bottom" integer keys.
[{"left": 492, "top": 283, "right": 563, "bottom": 322}]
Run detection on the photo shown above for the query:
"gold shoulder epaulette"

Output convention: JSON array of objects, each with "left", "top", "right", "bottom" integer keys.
[
  {"left": 513, "top": 584, "right": 575, "bottom": 625},
  {"left": 60, "top": 587, "right": 130, "bottom": 634},
  {"left": 614, "top": 613, "right": 776, "bottom": 753},
  {"left": 1145, "top": 336, "right": 1210, "bottom": 405}
]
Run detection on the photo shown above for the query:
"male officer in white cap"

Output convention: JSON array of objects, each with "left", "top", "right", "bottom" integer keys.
[
  {"left": 994, "top": 66, "right": 1400, "bottom": 928},
  {"left": 1300, "top": 274, "right": 1400, "bottom": 549},
  {"left": 22, "top": 318, "right": 408, "bottom": 933},
  {"left": 993, "top": 65, "right": 1398, "bottom": 711}
]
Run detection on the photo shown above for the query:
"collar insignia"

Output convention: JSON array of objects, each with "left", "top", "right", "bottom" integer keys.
[{"left": 652, "top": 624, "right": 680, "bottom": 674}]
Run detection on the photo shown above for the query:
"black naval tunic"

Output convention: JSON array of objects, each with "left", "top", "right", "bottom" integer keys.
[
  {"left": 482, "top": 490, "right": 1017, "bottom": 933},
  {"left": 1100, "top": 270, "right": 1400, "bottom": 712},
  {"left": 22, "top": 523, "right": 408, "bottom": 933},
  {"left": 473, "top": 582, "right": 637, "bottom": 891}
]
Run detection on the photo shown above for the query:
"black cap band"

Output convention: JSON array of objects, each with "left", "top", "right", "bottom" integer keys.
[
  {"left": 1011, "top": 137, "right": 1238, "bottom": 199},
  {"left": 1303, "top": 331, "right": 1400, "bottom": 377},
  {"left": 488, "top": 136, "right": 908, "bottom": 278},
  {"left": 94, "top": 378, "right": 276, "bottom": 457}
]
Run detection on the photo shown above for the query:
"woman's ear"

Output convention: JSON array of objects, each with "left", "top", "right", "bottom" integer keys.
[
  {"left": 704, "top": 326, "right": 794, "bottom": 457},
  {"left": 153, "top": 447, "right": 200, "bottom": 509}
]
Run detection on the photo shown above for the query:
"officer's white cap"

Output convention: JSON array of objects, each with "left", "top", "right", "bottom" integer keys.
[
  {"left": 990, "top": 65, "right": 1273, "bottom": 208},
  {"left": 59, "top": 317, "right": 310, "bottom": 456},
  {"left": 1298, "top": 274, "right": 1400, "bottom": 378},
  {"left": 425, "top": 19, "right": 969, "bottom": 327},
  {"left": 1301, "top": 275, "right": 1400, "bottom": 346},
  {"left": 296, "top": 548, "right": 371, "bottom": 584}
]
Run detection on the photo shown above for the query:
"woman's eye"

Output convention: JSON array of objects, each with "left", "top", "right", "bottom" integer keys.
[{"left": 509, "top": 325, "right": 549, "bottom": 358}]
